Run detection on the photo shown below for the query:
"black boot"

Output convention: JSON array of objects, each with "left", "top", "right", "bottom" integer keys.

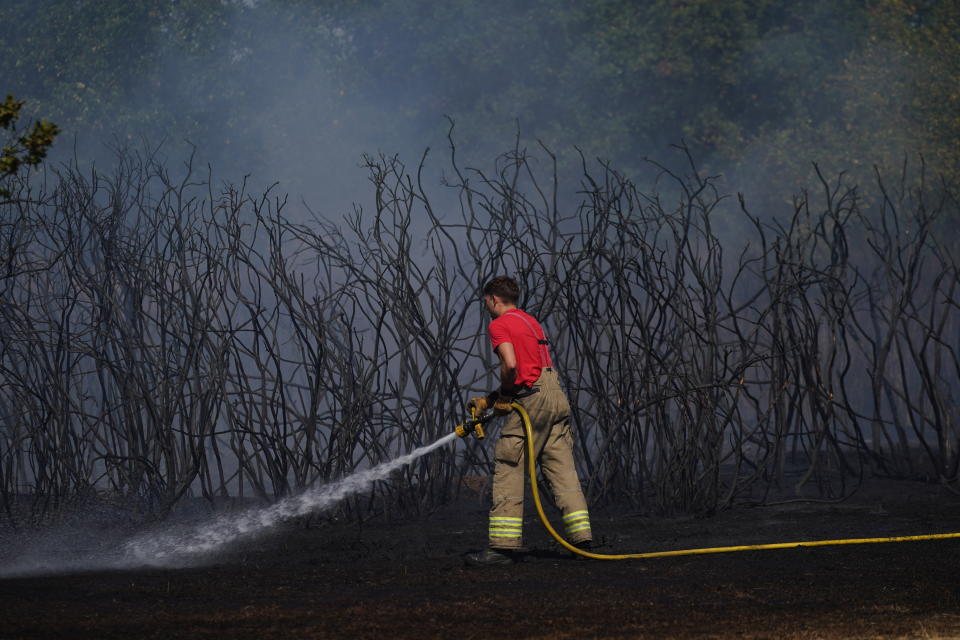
[{"left": 464, "top": 547, "right": 518, "bottom": 567}]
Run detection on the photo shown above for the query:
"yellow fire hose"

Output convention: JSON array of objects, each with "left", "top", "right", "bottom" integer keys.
[{"left": 460, "top": 402, "right": 960, "bottom": 560}]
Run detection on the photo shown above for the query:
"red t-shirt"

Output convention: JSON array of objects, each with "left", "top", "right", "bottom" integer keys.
[{"left": 488, "top": 309, "right": 553, "bottom": 389}]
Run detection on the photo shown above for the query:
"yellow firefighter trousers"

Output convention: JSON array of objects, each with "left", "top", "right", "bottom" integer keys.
[{"left": 488, "top": 368, "right": 592, "bottom": 549}]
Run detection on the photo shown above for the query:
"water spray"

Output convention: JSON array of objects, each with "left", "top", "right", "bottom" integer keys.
[
  {"left": 121, "top": 413, "right": 495, "bottom": 568},
  {"left": 0, "top": 429, "right": 464, "bottom": 577},
  {"left": 122, "top": 431, "right": 461, "bottom": 566}
]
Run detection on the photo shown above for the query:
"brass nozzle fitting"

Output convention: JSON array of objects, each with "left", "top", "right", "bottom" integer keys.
[
  {"left": 455, "top": 421, "right": 486, "bottom": 439},
  {"left": 455, "top": 407, "right": 487, "bottom": 439}
]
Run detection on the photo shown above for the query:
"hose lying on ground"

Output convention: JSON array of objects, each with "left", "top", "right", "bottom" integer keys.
[{"left": 512, "top": 402, "right": 960, "bottom": 560}]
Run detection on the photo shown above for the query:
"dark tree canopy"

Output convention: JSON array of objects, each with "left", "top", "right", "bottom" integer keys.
[{"left": 1, "top": 0, "right": 956, "bottom": 197}]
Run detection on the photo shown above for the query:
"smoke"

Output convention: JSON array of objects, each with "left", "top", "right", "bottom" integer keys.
[
  {"left": 0, "top": 432, "right": 458, "bottom": 578},
  {"left": 10, "top": 1, "right": 673, "bottom": 222},
  {"left": 34, "top": 1, "right": 551, "bottom": 221}
]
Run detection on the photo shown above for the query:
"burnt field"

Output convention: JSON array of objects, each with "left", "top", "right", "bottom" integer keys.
[{"left": 2, "top": 478, "right": 959, "bottom": 639}]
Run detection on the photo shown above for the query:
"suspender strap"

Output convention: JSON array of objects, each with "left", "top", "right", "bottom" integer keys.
[{"left": 506, "top": 310, "right": 553, "bottom": 368}]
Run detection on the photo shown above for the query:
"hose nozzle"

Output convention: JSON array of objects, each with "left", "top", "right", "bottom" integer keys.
[{"left": 454, "top": 408, "right": 491, "bottom": 439}]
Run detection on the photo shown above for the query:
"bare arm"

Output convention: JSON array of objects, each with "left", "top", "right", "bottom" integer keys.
[{"left": 495, "top": 342, "right": 518, "bottom": 393}]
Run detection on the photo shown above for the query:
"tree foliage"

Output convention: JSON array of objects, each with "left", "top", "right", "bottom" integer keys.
[
  {"left": 0, "top": 95, "right": 59, "bottom": 198},
  {"left": 737, "top": 0, "right": 960, "bottom": 193},
  {"left": 0, "top": 0, "right": 956, "bottom": 199}
]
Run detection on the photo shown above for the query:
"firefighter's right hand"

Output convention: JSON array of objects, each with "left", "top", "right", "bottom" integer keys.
[
  {"left": 492, "top": 394, "right": 514, "bottom": 415},
  {"left": 467, "top": 396, "right": 491, "bottom": 413}
]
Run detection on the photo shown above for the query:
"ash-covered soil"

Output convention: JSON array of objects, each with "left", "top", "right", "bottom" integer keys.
[{"left": 2, "top": 479, "right": 960, "bottom": 639}]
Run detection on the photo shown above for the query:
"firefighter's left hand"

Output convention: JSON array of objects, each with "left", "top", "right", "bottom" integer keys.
[{"left": 467, "top": 396, "right": 490, "bottom": 413}]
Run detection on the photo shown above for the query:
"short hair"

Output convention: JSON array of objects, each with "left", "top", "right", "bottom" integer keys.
[{"left": 483, "top": 276, "right": 520, "bottom": 304}]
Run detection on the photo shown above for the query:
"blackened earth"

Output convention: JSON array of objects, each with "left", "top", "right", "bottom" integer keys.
[{"left": 2, "top": 479, "right": 960, "bottom": 639}]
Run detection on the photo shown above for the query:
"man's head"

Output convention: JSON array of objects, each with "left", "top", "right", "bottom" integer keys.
[{"left": 483, "top": 276, "right": 519, "bottom": 317}]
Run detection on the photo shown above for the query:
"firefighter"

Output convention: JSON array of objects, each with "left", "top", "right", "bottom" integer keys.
[{"left": 465, "top": 275, "right": 593, "bottom": 566}]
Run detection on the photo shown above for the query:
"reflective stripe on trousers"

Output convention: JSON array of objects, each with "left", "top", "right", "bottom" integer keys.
[
  {"left": 563, "top": 509, "right": 592, "bottom": 537},
  {"left": 489, "top": 516, "right": 523, "bottom": 541}
]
